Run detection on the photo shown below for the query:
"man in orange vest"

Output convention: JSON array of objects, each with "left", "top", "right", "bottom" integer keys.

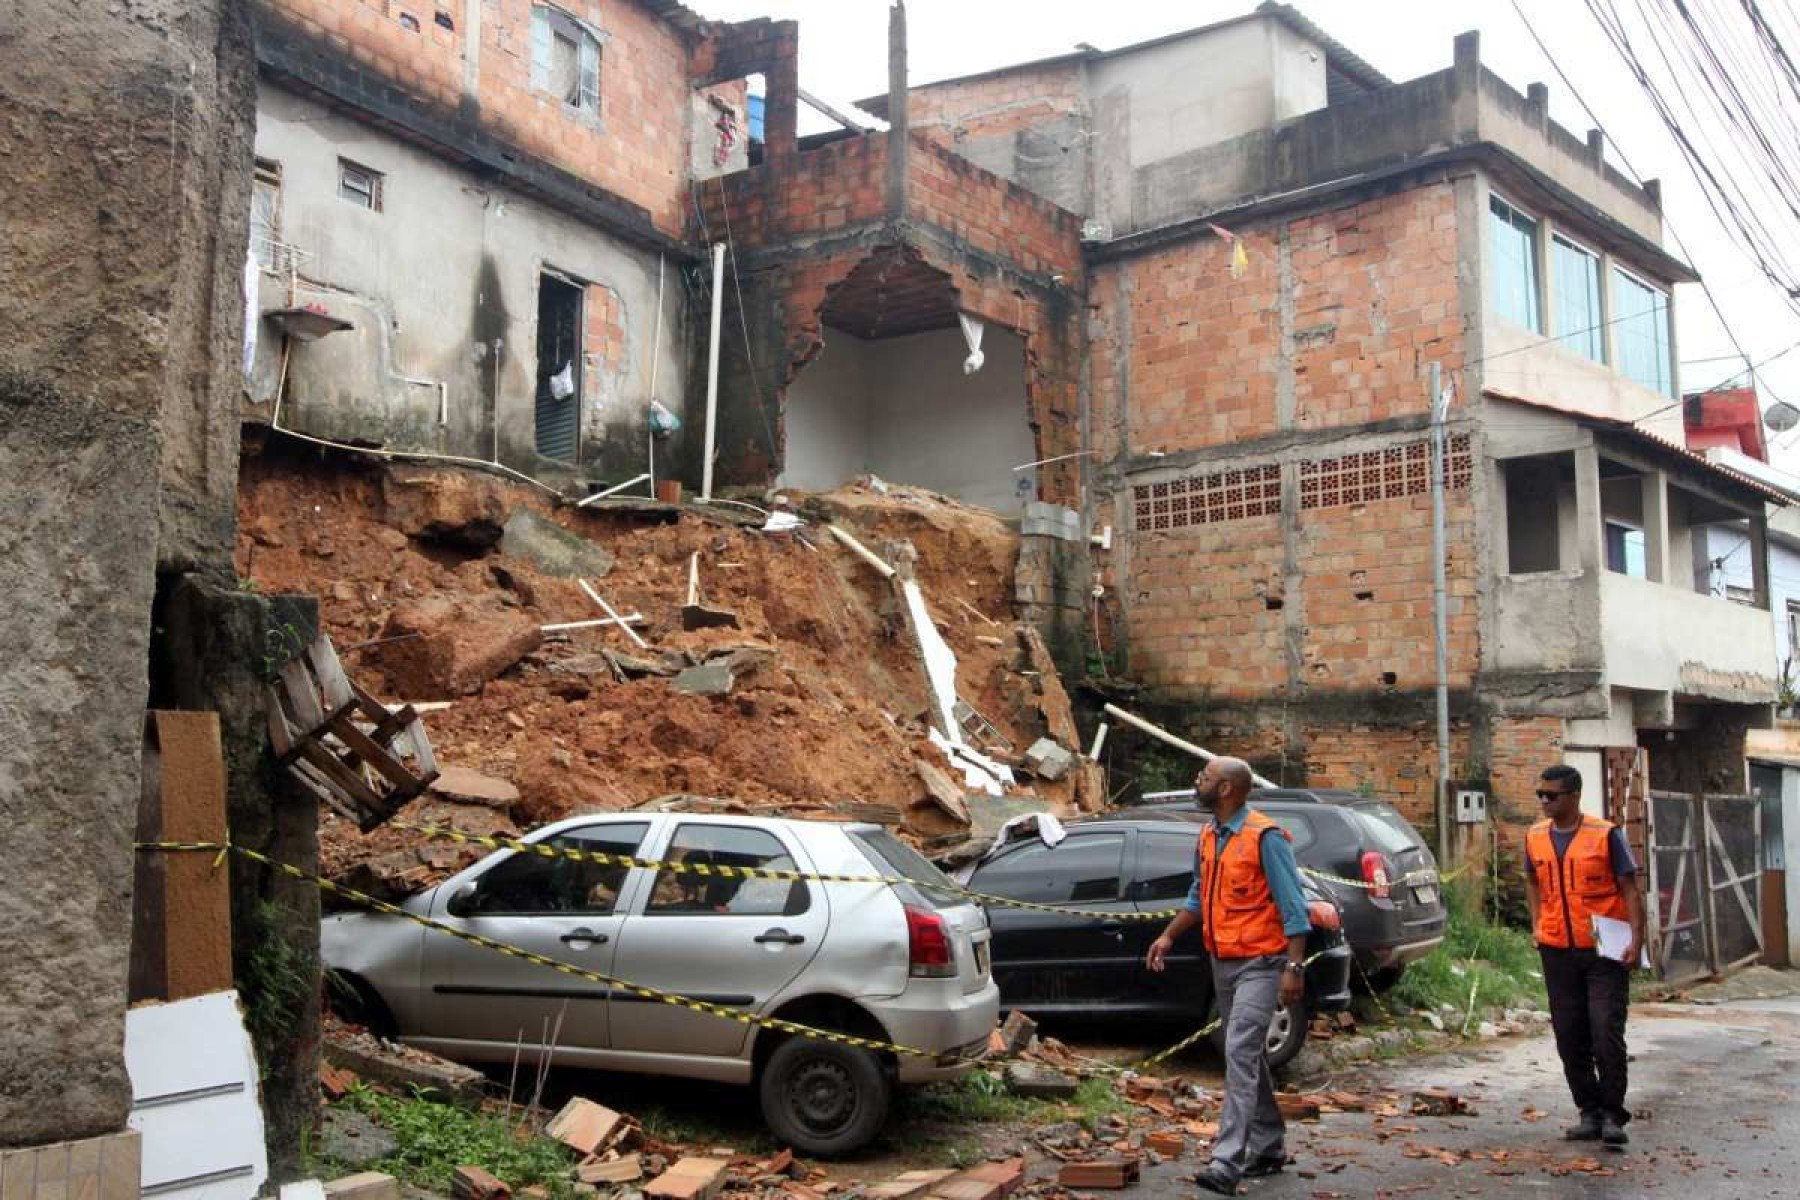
[
  {"left": 1525, "top": 764, "right": 1646, "bottom": 1149},
  {"left": 1147, "top": 757, "right": 1311, "bottom": 1195}
]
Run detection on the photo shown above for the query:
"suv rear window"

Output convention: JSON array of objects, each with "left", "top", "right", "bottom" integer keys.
[
  {"left": 1352, "top": 803, "right": 1424, "bottom": 854},
  {"left": 848, "top": 828, "right": 965, "bottom": 910}
]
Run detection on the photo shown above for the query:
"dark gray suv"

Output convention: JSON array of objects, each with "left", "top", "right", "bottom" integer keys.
[{"left": 1139, "top": 788, "right": 1447, "bottom": 989}]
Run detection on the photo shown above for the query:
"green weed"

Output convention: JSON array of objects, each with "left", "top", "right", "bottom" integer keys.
[
  {"left": 336, "top": 1088, "right": 578, "bottom": 1195},
  {"left": 1387, "top": 883, "right": 1546, "bottom": 1021}
]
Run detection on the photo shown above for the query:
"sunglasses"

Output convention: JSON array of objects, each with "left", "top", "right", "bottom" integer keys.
[{"left": 1534, "top": 788, "right": 1574, "bottom": 800}]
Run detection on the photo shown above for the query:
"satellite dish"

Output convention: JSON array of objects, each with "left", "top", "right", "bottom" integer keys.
[{"left": 1764, "top": 401, "right": 1800, "bottom": 433}]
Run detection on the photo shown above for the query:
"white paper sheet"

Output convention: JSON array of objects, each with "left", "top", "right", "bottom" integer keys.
[{"left": 1591, "top": 915, "right": 1648, "bottom": 966}]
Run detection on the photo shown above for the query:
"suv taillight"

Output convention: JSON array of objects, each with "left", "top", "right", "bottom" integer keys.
[
  {"left": 1361, "top": 851, "right": 1393, "bottom": 900},
  {"left": 905, "top": 905, "right": 955, "bottom": 977}
]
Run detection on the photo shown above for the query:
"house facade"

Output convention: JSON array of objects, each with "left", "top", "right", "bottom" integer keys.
[{"left": 863, "top": 2, "right": 1784, "bottom": 879}]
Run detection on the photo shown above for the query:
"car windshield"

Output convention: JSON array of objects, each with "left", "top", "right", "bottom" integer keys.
[
  {"left": 848, "top": 828, "right": 965, "bottom": 910},
  {"left": 1353, "top": 802, "right": 1424, "bottom": 855}
]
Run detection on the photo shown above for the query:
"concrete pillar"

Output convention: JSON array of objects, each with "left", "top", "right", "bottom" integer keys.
[
  {"left": 1641, "top": 469, "right": 1670, "bottom": 583},
  {"left": 1573, "top": 445, "right": 1605, "bottom": 575},
  {"left": 1492, "top": 460, "right": 1512, "bottom": 575},
  {"left": 0, "top": 0, "right": 253, "bottom": 1151},
  {"left": 1751, "top": 512, "right": 1772, "bottom": 610},
  {"left": 886, "top": 1, "right": 909, "bottom": 220}
]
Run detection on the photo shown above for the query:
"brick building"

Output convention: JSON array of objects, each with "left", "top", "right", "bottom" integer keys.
[
  {"left": 867, "top": 2, "right": 1785, "bottom": 883},
  {"left": 244, "top": 0, "right": 792, "bottom": 479}
]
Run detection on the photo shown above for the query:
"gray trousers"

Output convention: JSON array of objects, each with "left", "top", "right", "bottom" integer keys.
[{"left": 1210, "top": 954, "right": 1285, "bottom": 1179}]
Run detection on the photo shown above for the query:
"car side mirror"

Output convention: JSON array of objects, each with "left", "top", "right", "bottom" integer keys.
[{"left": 445, "top": 882, "right": 479, "bottom": 918}]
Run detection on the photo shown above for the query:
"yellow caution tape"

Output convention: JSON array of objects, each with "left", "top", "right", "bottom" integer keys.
[
  {"left": 135, "top": 840, "right": 1303, "bottom": 1077},
  {"left": 389, "top": 820, "right": 1188, "bottom": 921}
]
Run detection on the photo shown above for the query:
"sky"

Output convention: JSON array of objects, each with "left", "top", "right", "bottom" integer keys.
[{"left": 689, "top": 0, "right": 1800, "bottom": 470}]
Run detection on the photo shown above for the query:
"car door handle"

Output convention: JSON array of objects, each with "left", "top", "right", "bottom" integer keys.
[
  {"left": 1099, "top": 920, "right": 1125, "bottom": 936},
  {"left": 754, "top": 928, "right": 805, "bottom": 945},
  {"left": 559, "top": 928, "right": 608, "bottom": 945}
]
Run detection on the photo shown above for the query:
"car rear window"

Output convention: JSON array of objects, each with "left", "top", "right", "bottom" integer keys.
[
  {"left": 1352, "top": 803, "right": 1425, "bottom": 854},
  {"left": 848, "top": 828, "right": 965, "bottom": 910}
]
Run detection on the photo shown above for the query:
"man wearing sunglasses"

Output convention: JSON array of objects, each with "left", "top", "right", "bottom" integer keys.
[{"left": 1523, "top": 764, "right": 1646, "bottom": 1150}]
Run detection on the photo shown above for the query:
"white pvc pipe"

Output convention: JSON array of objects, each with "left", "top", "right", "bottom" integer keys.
[
  {"left": 1088, "top": 722, "right": 1110, "bottom": 761},
  {"left": 701, "top": 242, "right": 726, "bottom": 502},
  {"left": 579, "top": 579, "right": 650, "bottom": 649},
  {"left": 1101, "top": 702, "right": 1277, "bottom": 789},
  {"left": 539, "top": 614, "right": 644, "bottom": 632},
  {"left": 826, "top": 523, "right": 897, "bottom": 578},
  {"left": 575, "top": 473, "right": 652, "bottom": 507}
]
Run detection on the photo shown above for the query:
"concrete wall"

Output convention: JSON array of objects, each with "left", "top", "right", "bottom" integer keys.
[
  {"left": 251, "top": 84, "right": 687, "bottom": 477},
  {"left": 1, "top": 0, "right": 254, "bottom": 1151},
  {"left": 1491, "top": 570, "right": 1601, "bottom": 675},
  {"left": 1600, "top": 571, "right": 1778, "bottom": 701},
  {"left": 779, "top": 325, "right": 1035, "bottom": 513}
]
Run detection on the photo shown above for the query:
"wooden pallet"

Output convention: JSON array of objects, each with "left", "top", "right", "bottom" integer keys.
[{"left": 264, "top": 634, "right": 439, "bottom": 831}]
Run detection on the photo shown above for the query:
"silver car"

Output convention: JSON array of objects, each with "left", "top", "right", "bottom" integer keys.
[{"left": 323, "top": 812, "right": 998, "bottom": 1155}]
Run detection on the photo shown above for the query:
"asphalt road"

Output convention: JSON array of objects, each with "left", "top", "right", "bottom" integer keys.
[{"left": 1131, "top": 998, "right": 1800, "bottom": 1199}]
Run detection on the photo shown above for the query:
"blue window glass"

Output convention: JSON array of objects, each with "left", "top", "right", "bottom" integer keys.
[
  {"left": 1612, "top": 268, "right": 1674, "bottom": 396},
  {"left": 1490, "top": 195, "right": 1542, "bottom": 332},
  {"left": 1553, "top": 235, "right": 1605, "bottom": 362}
]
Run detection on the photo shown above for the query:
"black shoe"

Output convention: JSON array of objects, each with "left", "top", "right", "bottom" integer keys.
[
  {"left": 1564, "top": 1114, "right": 1603, "bottom": 1141},
  {"left": 1601, "top": 1117, "right": 1629, "bottom": 1148},
  {"left": 1194, "top": 1164, "right": 1240, "bottom": 1195},
  {"left": 1242, "top": 1153, "right": 1288, "bottom": 1178}
]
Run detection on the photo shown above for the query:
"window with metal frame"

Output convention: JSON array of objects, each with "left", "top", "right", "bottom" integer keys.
[
  {"left": 531, "top": 5, "right": 601, "bottom": 115},
  {"left": 1552, "top": 233, "right": 1605, "bottom": 362},
  {"left": 469, "top": 822, "right": 649, "bottom": 915},
  {"left": 645, "top": 824, "right": 809, "bottom": 917},
  {"left": 1612, "top": 266, "right": 1674, "bottom": 396},
  {"left": 337, "top": 158, "right": 383, "bottom": 211},
  {"left": 1489, "top": 193, "right": 1542, "bottom": 333}
]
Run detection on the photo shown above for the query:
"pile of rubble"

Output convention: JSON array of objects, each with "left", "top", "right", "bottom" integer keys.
[{"left": 237, "top": 445, "right": 1097, "bottom": 895}]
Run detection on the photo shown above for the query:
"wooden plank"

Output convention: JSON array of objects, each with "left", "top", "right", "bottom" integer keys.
[
  {"left": 279, "top": 657, "right": 325, "bottom": 734},
  {"left": 294, "top": 739, "right": 386, "bottom": 821},
  {"left": 265, "top": 685, "right": 295, "bottom": 760},
  {"left": 326, "top": 713, "right": 421, "bottom": 793},
  {"left": 307, "top": 636, "right": 354, "bottom": 711},
  {"left": 408, "top": 715, "right": 439, "bottom": 780}
]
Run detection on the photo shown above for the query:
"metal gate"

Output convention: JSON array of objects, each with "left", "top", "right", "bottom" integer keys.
[{"left": 1646, "top": 792, "right": 1763, "bottom": 981}]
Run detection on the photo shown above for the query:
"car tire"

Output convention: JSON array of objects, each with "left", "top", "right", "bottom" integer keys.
[
  {"left": 1207, "top": 998, "right": 1308, "bottom": 1071},
  {"left": 758, "top": 1037, "right": 891, "bottom": 1158}
]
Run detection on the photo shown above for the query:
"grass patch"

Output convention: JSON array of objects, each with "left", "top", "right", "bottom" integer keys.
[
  {"left": 1386, "top": 885, "right": 1546, "bottom": 1023},
  {"left": 325, "top": 1087, "right": 578, "bottom": 1196},
  {"left": 909, "top": 1071, "right": 1132, "bottom": 1131}
]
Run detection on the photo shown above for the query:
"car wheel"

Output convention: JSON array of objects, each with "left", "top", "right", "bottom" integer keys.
[
  {"left": 758, "top": 1037, "right": 891, "bottom": 1158},
  {"left": 1207, "top": 999, "right": 1308, "bottom": 1070}
]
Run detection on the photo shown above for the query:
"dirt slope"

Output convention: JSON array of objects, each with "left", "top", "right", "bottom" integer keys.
[{"left": 236, "top": 445, "right": 1083, "bottom": 892}]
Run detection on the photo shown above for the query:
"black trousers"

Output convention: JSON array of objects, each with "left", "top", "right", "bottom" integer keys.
[{"left": 1540, "top": 945, "right": 1631, "bottom": 1123}]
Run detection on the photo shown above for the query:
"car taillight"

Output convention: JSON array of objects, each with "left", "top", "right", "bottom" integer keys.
[
  {"left": 1307, "top": 899, "right": 1341, "bottom": 931},
  {"left": 905, "top": 905, "right": 955, "bottom": 977},
  {"left": 1361, "top": 851, "right": 1392, "bottom": 900}
]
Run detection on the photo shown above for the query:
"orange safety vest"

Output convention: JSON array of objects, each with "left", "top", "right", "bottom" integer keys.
[
  {"left": 1526, "top": 817, "right": 1630, "bottom": 950},
  {"left": 1198, "top": 808, "right": 1293, "bottom": 959}
]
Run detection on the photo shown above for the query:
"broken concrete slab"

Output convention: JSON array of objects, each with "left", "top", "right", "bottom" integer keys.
[
  {"left": 499, "top": 509, "right": 615, "bottom": 578},
  {"left": 373, "top": 595, "right": 542, "bottom": 698},
  {"left": 323, "top": 1173, "right": 401, "bottom": 1200},
  {"left": 673, "top": 661, "right": 735, "bottom": 697},
  {"left": 428, "top": 766, "right": 520, "bottom": 808},
  {"left": 320, "top": 1106, "right": 399, "bottom": 1168},
  {"left": 912, "top": 759, "right": 971, "bottom": 827},
  {"left": 1022, "top": 737, "right": 1076, "bottom": 781},
  {"left": 1018, "top": 626, "right": 1079, "bottom": 748},
  {"left": 998, "top": 1011, "right": 1037, "bottom": 1056},
  {"left": 1002, "top": 1062, "right": 1078, "bottom": 1099},
  {"left": 324, "top": 1032, "right": 486, "bottom": 1109},
  {"left": 382, "top": 470, "right": 509, "bottom": 549}
]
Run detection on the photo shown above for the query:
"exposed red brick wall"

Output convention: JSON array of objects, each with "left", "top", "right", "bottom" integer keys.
[
  {"left": 581, "top": 282, "right": 625, "bottom": 404},
  {"left": 696, "top": 134, "right": 888, "bottom": 245},
  {"left": 899, "top": 63, "right": 1086, "bottom": 149},
  {"left": 264, "top": 0, "right": 695, "bottom": 234},
  {"left": 1095, "top": 184, "right": 1464, "bottom": 457},
  {"left": 907, "top": 135, "right": 1084, "bottom": 278}
]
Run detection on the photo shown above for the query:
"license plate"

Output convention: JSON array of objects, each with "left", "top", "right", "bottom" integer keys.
[
  {"left": 974, "top": 942, "right": 990, "bottom": 976},
  {"left": 1413, "top": 885, "right": 1439, "bottom": 906}
]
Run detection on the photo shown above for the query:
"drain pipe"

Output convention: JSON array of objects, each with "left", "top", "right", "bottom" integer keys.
[
  {"left": 701, "top": 242, "right": 725, "bottom": 501},
  {"left": 1430, "top": 361, "right": 1452, "bottom": 866}
]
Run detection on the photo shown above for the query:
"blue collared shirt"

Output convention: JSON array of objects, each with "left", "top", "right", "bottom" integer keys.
[{"left": 1183, "top": 806, "right": 1313, "bottom": 938}]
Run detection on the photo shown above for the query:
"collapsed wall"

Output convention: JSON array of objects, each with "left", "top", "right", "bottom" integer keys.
[{"left": 237, "top": 444, "right": 1096, "bottom": 893}]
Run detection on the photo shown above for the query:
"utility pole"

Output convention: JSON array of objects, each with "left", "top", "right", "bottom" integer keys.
[{"left": 1430, "top": 361, "right": 1452, "bottom": 866}]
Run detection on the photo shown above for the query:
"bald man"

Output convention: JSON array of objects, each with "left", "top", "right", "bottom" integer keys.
[{"left": 1147, "top": 758, "right": 1312, "bottom": 1194}]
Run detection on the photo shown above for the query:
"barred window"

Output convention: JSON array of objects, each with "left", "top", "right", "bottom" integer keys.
[
  {"left": 1299, "top": 435, "right": 1471, "bottom": 510},
  {"left": 1131, "top": 463, "right": 1281, "bottom": 531}
]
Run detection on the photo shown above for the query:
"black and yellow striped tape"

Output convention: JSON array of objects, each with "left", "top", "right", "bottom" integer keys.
[{"left": 136, "top": 840, "right": 1250, "bottom": 1074}]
